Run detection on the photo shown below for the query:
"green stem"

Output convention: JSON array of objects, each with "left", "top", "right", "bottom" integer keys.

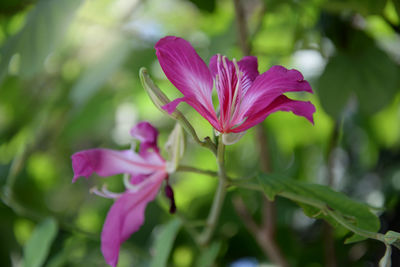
[
  {"left": 176, "top": 165, "right": 218, "bottom": 177},
  {"left": 198, "top": 135, "right": 227, "bottom": 246}
]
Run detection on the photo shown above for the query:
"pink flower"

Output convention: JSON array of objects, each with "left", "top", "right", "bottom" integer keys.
[
  {"left": 71, "top": 122, "right": 170, "bottom": 267},
  {"left": 155, "top": 36, "right": 316, "bottom": 144}
]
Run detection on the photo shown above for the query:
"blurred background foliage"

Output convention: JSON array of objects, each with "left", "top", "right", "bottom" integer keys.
[{"left": 0, "top": 0, "right": 400, "bottom": 266}]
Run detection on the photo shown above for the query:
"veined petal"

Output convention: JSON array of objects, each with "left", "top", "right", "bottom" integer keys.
[
  {"left": 208, "top": 55, "right": 243, "bottom": 130},
  {"left": 163, "top": 97, "right": 187, "bottom": 115},
  {"left": 209, "top": 55, "right": 258, "bottom": 131},
  {"left": 240, "top": 65, "right": 313, "bottom": 118},
  {"left": 232, "top": 95, "right": 316, "bottom": 132},
  {"left": 130, "top": 121, "right": 159, "bottom": 153},
  {"left": 237, "top": 56, "right": 259, "bottom": 83},
  {"left": 155, "top": 36, "right": 217, "bottom": 123},
  {"left": 71, "top": 149, "right": 164, "bottom": 183},
  {"left": 101, "top": 171, "right": 167, "bottom": 267}
]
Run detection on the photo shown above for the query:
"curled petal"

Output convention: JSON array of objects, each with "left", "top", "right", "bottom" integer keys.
[
  {"left": 164, "top": 184, "right": 176, "bottom": 214},
  {"left": 155, "top": 36, "right": 219, "bottom": 126},
  {"left": 130, "top": 121, "right": 159, "bottom": 153},
  {"left": 71, "top": 149, "right": 164, "bottom": 183},
  {"left": 240, "top": 65, "right": 313, "bottom": 118},
  {"left": 237, "top": 56, "right": 259, "bottom": 82},
  {"left": 130, "top": 174, "right": 148, "bottom": 185},
  {"left": 162, "top": 97, "right": 187, "bottom": 115},
  {"left": 101, "top": 171, "right": 167, "bottom": 267},
  {"left": 232, "top": 95, "right": 316, "bottom": 132}
]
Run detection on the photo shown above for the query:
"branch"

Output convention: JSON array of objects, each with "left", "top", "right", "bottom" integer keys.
[
  {"left": 232, "top": 0, "right": 288, "bottom": 265},
  {"left": 233, "top": 196, "right": 289, "bottom": 267},
  {"left": 198, "top": 135, "right": 228, "bottom": 246},
  {"left": 176, "top": 165, "right": 218, "bottom": 177}
]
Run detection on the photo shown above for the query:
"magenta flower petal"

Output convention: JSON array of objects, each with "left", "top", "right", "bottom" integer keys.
[
  {"left": 237, "top": 56, "right": 259, "bottom": 82},
  {"left": 162, "top": 97, "right": 187, "bottom": 115},
  {"left": 155, "top": 37, "right": 315, "bottom": 139},
  {"left": 71, "top": 149, "right": 164, "bottom": 183},
  {"left": 232, "top": 95, "right": 316, "bottom": 132},
  {"left": 241, "top": 65, "right": 313, "bottom": 117},
  {"left": 101, "top": 171, "right": 167, "bottom": 267},
  {"left": 130, "top": 174, "right": 148, "bottom": 185},
  {"left": 130, "top": 121, "right": 159, "bottom": 153},
  {"left": 209, "top": 55, "right": 258, "bottom": 84},
  {"left": 208, "top": 55, "right": 258, "bottom": 131},
  {"left": 155, "top": 36, "right": 219, "bottom": 126}
]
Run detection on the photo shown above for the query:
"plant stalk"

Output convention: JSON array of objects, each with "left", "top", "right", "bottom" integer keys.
[{"left": 198, "top": 135, "right": 227, "bottom": 246}]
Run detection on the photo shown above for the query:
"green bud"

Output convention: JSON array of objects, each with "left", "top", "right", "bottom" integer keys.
[
  {"left": 165, "top": 123, "right": 185, "bottom": 173},
  {"left": 139, "top": 67, "right": 217, "bottom": 154},
  {"left": 139, "top": 67, "right": 178, "bottom": 119}
]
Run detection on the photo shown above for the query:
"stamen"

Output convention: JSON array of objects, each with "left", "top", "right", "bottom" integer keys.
[
  {"left": 123, "top": 173, "right": 140, "bottom": 191},
  {"left": 90, "top": 185, "right": 122, "bottom": 199},
  {"left": 125, "top": 171, "right": 162, "bottom": 193},
  {"left": 222, "top": 56, "right": 233, "bottom": 130},
  {"left": 102, "top": 184, "right": 123, "bottom": 198},
  {"left": 228, "top": 59, "right": 243, "bottom": 125},
  {"left": 216, "top": 54, "right": 225, "bottom": 124}
]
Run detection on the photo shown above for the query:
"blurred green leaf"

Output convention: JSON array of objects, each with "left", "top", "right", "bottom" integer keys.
[
  {"left": 394, "top": 0, "right": 400, "bottom": 19},
  {"left": 0, "top": 0, "right": 82, "bottom": 83},
  {"left": 150, "top": 219, "right": 182, "bottom": 267},
  {"left": 257, "top": 173, "right": 380, "bottom": 243},
  {"left": 322, "top": 0, "right": 387, "bottom": 15},
  {"left": 23, "top": 217, "right": 58, "bottom": 267},
  {"left": 195, "top": 241, "right": 220, "bottom": 267},
  {"left": 0, "top": 0, "right": 35, "bottom": 16},
  {"left": 318, "top": 31, "right": 399, "bottom": 118},
  {"left": 187, "top": 0, "right": 216, "bottom": 12},
  {"left": 70, "top": 39, "right": 132, "bottom": 106}
]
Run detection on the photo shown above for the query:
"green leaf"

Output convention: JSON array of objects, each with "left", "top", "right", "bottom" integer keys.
[
  {"left": 394, "top": 0, "right": 400, "bottom": 19},
  {"left": 23, "top": 218, "right": 58, "bottom": 267},
  {"left": 195, "top": 242, "right": 221, "bottom": 267},
  {"left": 0, "top": 0, "right": 83, "bottom": 83},
  {"left": 318, "top": 31, "right": 399, "bottom": 118},
  {"left": 0, "top": 0, "right": 34, "bottom": 16},
  {"left": 322, "top": 0, "right": 387, "bottom": 15},
  {"left": 150, "top": 219, "right": 182, "bottom": 267},
  {"left": 257, "top": 173, "right": 380, "bottom": 243},
  {"left": 187, "top": 0, "right": 216, "bottom": 12}
]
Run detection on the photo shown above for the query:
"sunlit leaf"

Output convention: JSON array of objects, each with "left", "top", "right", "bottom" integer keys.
[
  {"left": 23, "top": 218, "right": 58, "bottom": 267},
  {"left": 0, "top": 0, "right": 83, "bottom": 83},
  {"left": 70, "top": 39, "right": 132, "bottom": 106},
  {"left": 150, "top": 219, "right": 182, "bottom": 267}
]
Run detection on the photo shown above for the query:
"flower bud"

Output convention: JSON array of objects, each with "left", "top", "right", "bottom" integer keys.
[
  {"left": 140, "top": 68, "right": 214, "bottom": 152},
  {"left": 139, "top": 67, "right": 179, "bottom": 119},
  {"left": 165, "top": 123, "right": 185, "bottom": 173}
]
